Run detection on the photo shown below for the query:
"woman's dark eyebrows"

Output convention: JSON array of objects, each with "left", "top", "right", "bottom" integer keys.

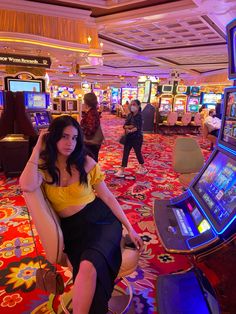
[{"left": 62, "top": 132, "right": 78, "bottom": 137}]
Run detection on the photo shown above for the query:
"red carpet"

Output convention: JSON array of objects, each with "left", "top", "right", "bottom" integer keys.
[{"left": 0, "top": 112, "right": 211, "bottom": 313}]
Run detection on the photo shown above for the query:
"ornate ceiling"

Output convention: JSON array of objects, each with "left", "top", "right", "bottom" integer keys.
[{"left": 0, "top": 0, "right": 235, "bottom": 86}]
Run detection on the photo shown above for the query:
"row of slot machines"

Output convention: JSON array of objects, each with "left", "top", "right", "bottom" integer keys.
[
  {"left": 158, "top": 93, "right": 199, "bottom": 116},
  {"left": 157, "top": 85, "right": 222, "bottom": 116},
  {"left": 153, "top": 18, "right": 236, "bottom": 313},
  {"left": 158, "top": 92, "right": 223, "bottom": 117},
  {"left": 154, "top": 87, "right": 236, "bottom": 314}
]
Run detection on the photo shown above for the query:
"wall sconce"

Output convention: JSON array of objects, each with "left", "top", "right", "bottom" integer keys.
[
  {"left": 100, "top": 42, "right": 104, "bottom": 48},
  {"left": 87, "top": 35, "right": 92, "bottom": 44}
]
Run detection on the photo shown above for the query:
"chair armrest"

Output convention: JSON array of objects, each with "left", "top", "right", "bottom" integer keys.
[{"left": 23, "top": 187, "right": 65, "bottom": 265}]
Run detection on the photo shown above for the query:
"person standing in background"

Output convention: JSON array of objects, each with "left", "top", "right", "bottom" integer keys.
[
  {"left": 115, "top": 99, "right": 148, "bottom": 177},
  {"left": 81, "top": 93, "right": 103, "bottom": 162}
]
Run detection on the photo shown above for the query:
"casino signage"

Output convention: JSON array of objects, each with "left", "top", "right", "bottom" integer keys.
[{"left": 0, "top": 54, "right": 51, "bottom": 68}]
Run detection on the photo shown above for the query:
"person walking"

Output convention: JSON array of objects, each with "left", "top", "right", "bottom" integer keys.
[{"left": 115, "top": 99, "right": 148, "bottom": 177}]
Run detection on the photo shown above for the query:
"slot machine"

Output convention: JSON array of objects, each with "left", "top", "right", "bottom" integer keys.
[
  {"left": 159, "top": 85, "right": 173, "bottom": 117},
  {"left": 14, "top": 91, "right": 51, "bottom": 136},
  {"left": 187, "top": 86, "right": 201, "bottom": 115},
  {"left": 173, "top": 85, "right": 188, "bottom": 117},
  {"left": 154, "top": 18, "right": 236, "bottom": 314}
]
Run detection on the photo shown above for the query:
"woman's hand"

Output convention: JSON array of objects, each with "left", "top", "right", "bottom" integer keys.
[
  {"left": 128, "top": 228, "right": 144, "bottom": 251},
  {"left": 34, "top": 129, "right": 48, "bottom": 153}
]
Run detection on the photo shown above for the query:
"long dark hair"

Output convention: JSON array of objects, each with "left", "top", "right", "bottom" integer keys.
[{"left": 39, "top": 115, "right": 88, "bottom": 185}]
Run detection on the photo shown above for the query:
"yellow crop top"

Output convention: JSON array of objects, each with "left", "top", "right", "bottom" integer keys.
[{"left": 41, "top": 163, "right": 105, "bottom": 212}]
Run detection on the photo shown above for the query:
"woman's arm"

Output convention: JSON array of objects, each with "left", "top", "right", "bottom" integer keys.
[
  {"left": 19, "top": 130, "right": 46, "bottom": 192},
  {"left": 94, "top": 181, "right": 144, "bottom": 250}
]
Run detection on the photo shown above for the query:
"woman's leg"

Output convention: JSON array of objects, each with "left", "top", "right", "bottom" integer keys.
[
  {"left": 133, "top": 138, "right": 144, "bottom": 165},
  {"left": 121, "top": 141, "right": 132, "bottom": 167},
  {"left": 73, "top": 260, "right": 97, "bottom": 314}
]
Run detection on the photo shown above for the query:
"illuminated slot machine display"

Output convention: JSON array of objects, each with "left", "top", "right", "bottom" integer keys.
[
  {"left": 154, "top": 18, "right": 236, "bottom": 314},
  {"left": 81, "top": 82, "right": 92, "bottom": 94},
  {"left": 121, "top": 87, "right": 137, "bottom": 106},
  {"left": 137, "top": 82, "right": 145, "bottom": 102},
  {"left": 93, "top": 84, "right": 103, "bottom": 104},
  {"left": 159, "top": 85, "right": 173, "bottom": 117},
  {"left": 7, "top": 78, "right": 42, "bottom": 93},
  {"left": 24, "top": 92, "right": 51, "bottom": 133},
  {"left": 173, "top": 85, "right": 188, "bottom": 116},
  {"left": 200, "top": 92, "right": 222, "bottom": 109},
  {"left": 110, "top": 87, "right": 121, "bottom": 105},
  {"left": 0, "top": 91, "right": 4, "bottom": 118},
  {"left": 187, "top": 86, "right": 201, "bottom": 114},
  {"left": 150, "top": 82, "right": 158, "bottom": 104},
  {"left": 137, "top": 77, "right": 158, "bottom": 104}
]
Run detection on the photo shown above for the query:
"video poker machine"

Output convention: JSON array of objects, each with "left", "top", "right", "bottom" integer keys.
[{"left": 14, "top": 91, "right": 51, "bottom": 136}]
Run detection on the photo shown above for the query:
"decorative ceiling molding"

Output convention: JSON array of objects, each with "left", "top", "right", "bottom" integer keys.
[{"left": 1, "top": 0, "right": 92, "bottom": 21}]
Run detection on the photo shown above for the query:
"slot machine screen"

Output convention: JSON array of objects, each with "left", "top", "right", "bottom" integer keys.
[
  {"left": 34, "top": 112, "right": 50, "bottom": 127},
  {"left": 191, "top": 86, "right": 200, "bottom": 95},
  {"left": 67, "top": 100, "right": 77, "bottom": 111},
  {"left": 202, "top": 93, "right": 222, "bottom": 107},
  {"left": 24, "top": 92, "right": 49, "bottom": 109},
  {"left": 0, "top": 91, "right": 4, "bottom": 109},
  {"left": 189, "top": 97, "right": 200, "bottom": 105},
  {"left": 219, "top": 89, "right": 236, "bottom": 150},
  {"left": 176, "top": 85, "right": 187, "bottom": 94},
  {"left": 192, "top": 150, "right": 236, "bottom": 233},
  {"left": 8, "top": 79, "right": 41, "bottom": 92},
  {"left": 143, "top": 80, "right": 151, "bottom": 103},
  {"left": 162, "top": 85, "right": 173, "bottom": 93},
  {"left": 189, "top": 104, "right": 199, "bottom": 112}
]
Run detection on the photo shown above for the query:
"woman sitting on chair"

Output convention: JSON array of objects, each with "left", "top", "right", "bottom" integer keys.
[{"left": 19, "top": 115, "right": 143, "bottom": 314}]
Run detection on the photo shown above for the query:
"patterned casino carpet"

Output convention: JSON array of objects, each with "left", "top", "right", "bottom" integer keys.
[{"left": 0, "top": 112, "right": 211, "bottom": 314}]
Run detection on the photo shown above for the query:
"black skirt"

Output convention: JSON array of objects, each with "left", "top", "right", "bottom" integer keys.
[{"left": 60, "top": 197, "right": 122, "bottom": 314}]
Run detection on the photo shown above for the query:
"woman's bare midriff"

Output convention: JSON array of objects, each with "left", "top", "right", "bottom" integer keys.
[{"left": 57, "top": 204, "right": 87, "bottom": 218}]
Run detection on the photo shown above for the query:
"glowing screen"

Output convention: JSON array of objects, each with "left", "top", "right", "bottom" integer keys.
[{"left": 193, "top": 151, "right": 236, "bottom": 230}]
